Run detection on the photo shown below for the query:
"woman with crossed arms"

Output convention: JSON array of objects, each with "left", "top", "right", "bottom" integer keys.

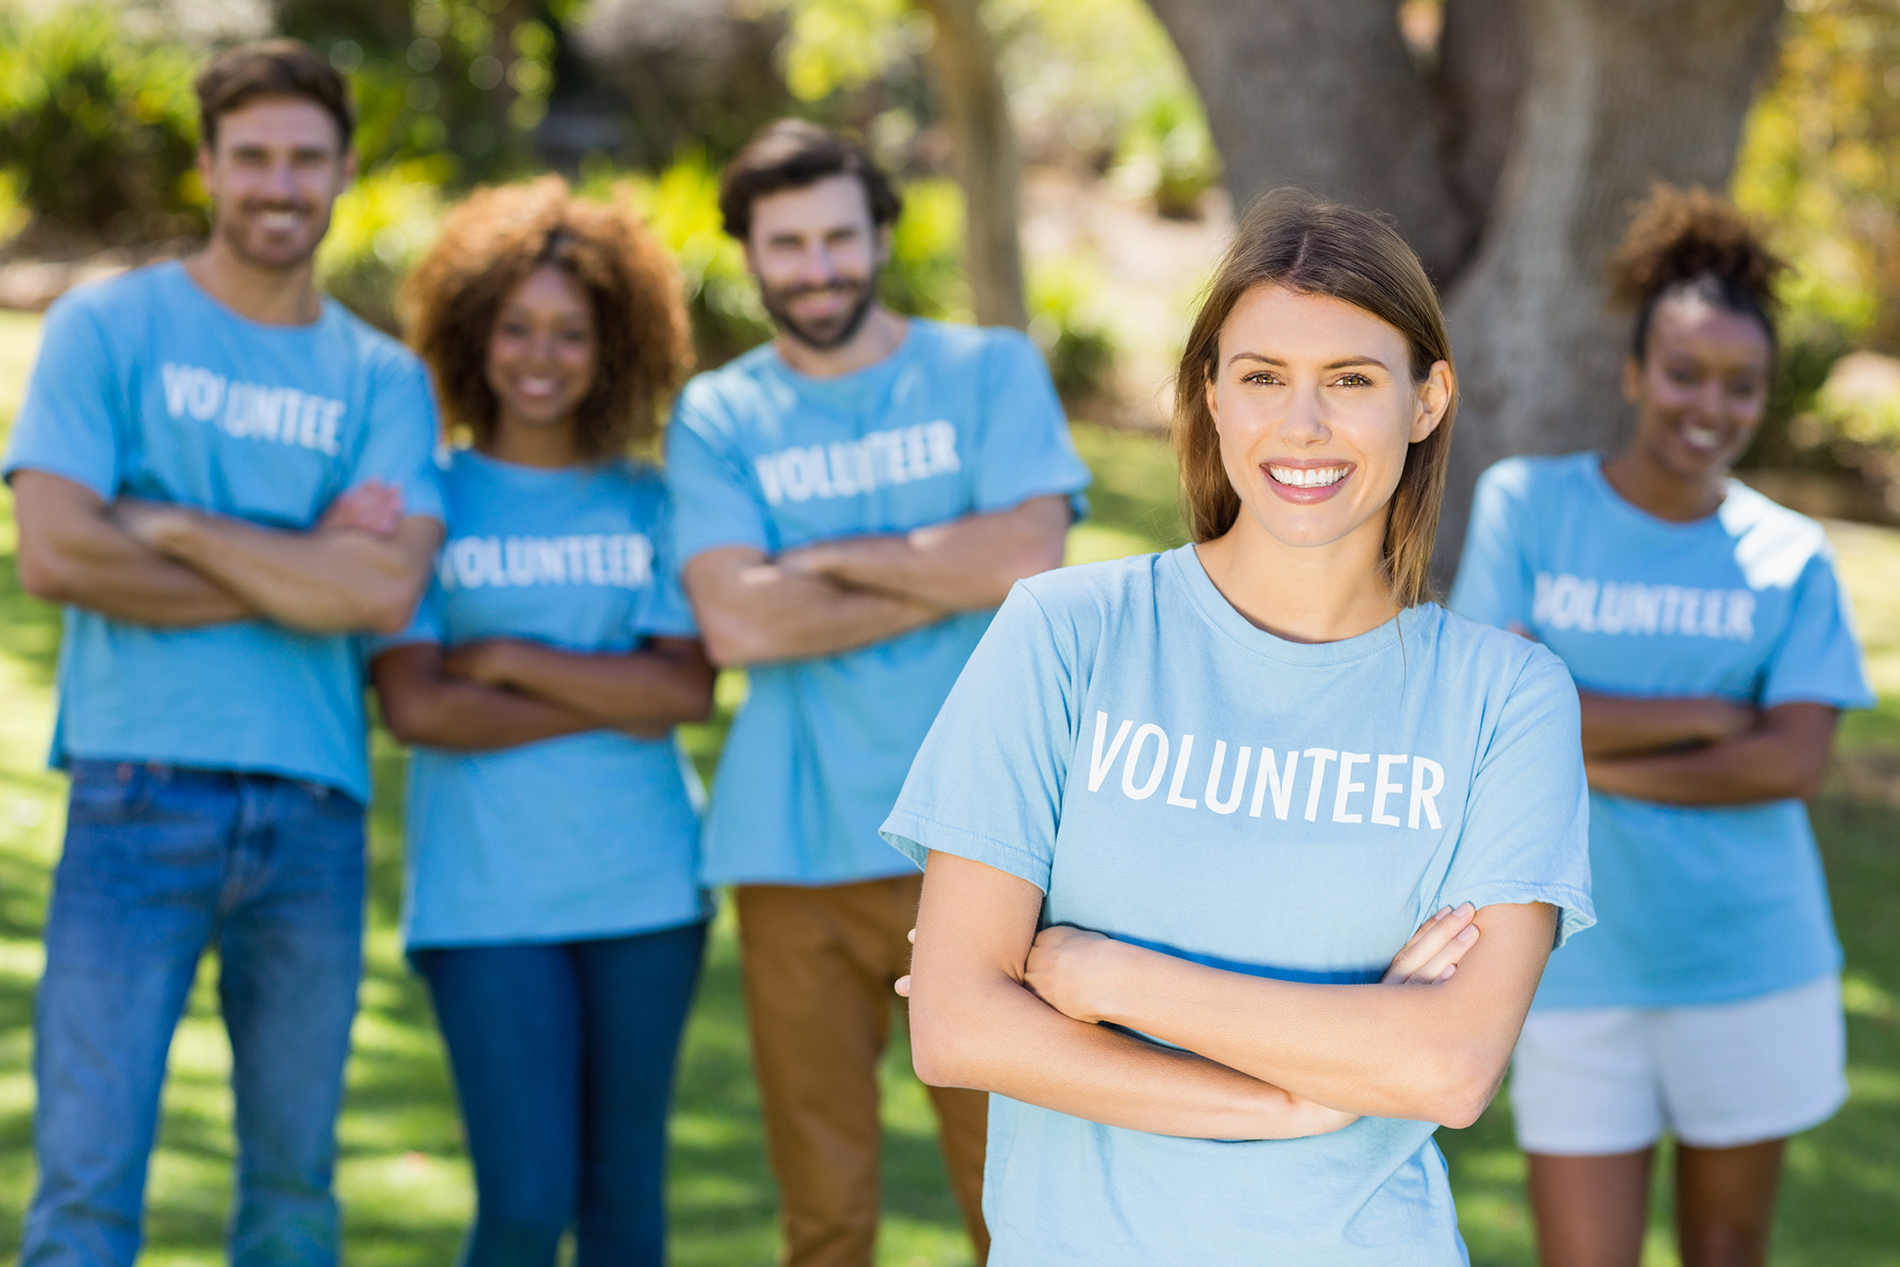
[
  {"left": 882, "top": 192, "right": 1595, "bottom": 1264},
  {"left": 372, "top": 178, "right": 713, "bottom": 1267},
  {"left": 1452, "top": 187, "right": 1872, "bottom": 1267}
]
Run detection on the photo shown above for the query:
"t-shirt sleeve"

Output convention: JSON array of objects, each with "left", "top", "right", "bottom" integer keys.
[
  {"left": 664, "top": 390, "right": 774, "bottom": 563},
  {"left": 2, "top": 298, "right": 122, "bottom": 499},
  {"left": 1437, "top": 645, "right": 1595, "bottom": 947},
  {"left": 971, "top": 330, "right": 1092, "bottom": 518},
  {"left": 1760, "top": 549, "right": 1875, "bottom": 710},
  {"left": 880, "top": 584, "right": 1079, "bottom": 890},
  {"left": 352, "top": 356, "right": 445, "bottom": 524},
  {"left": 1448, "top": 460, "right": 1536, "bottom": 629},
  {"left": 635, "top": 492, "right": 699, "bottom": 640}
]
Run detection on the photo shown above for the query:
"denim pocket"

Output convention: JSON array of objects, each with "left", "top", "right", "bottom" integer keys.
[{"left": 64, "top": 761, "right": 157, "bottom": 825}]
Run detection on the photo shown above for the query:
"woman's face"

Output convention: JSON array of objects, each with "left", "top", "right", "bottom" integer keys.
[
  {"left": 1206, "top": 283, "right": 1450, "bottom": 558},
  {"left": 485, "top": 264, "right": 599, "bottom": 436},
  {"left": 1622, "top": 292, "right": 1772, "bottom": 484}
]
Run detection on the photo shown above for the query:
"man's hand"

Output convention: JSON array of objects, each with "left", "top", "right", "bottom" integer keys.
[
  {"left": 318, "top": 479, "right": 405, "bottom": 535},
  {"left": 441, "top": 638, "right": 522, "bottom": 688}
]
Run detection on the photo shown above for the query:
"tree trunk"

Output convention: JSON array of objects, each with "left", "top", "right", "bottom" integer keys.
[
  {"left": 917, "top": 0, "right": 1028, "bottom": 329},
  {"left": 1144, "top": 0, "right": 1782, "bottom": 577},
  {"left": 1437, "top": 0, "right": 1782, "bottom": 576}
]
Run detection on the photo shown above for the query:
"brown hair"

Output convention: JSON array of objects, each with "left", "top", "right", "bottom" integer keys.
[
  {"left": 1607, "top": 183, "right": 1786, "bottom": 364},
  {"left": 194, "top": 39, "right": 355, "bottom": 151},
  {"left": 1171, "top": 189, "right": 1456, "bottom": 611},
  {"left": 718, "top": 118, "right": 902, "bottom": 242},
  {"left": 400, "top": 176, "right": 692, "bottom": 460}
]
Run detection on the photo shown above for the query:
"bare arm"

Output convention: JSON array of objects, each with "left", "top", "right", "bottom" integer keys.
[
  {"left": 9, "top": 470, "right": 255, "bottom": 626},
  {"left": 117, "top": 499, "right": 443, "bottom": 636},
  {"left": 1585, "top": 701, "right": 1838, "bottom": 805},
  {"left": 440, "top": 636, "right": 715, "bottom": 738},
  {"left": 907, "top": 852, "right": 1359, "bottom": 1140},
  {"left": 371, "top": 643, "right": 601, "bottom": 751},
  {"left": 1578, "top": 690, "right": 1756, "bottom": 758},
  {"left": 683, "top": 546, "right": 949, "bottom": 668},
  {"left": 779, "top": 494, "right": 1071, "bottom": 611},
  {"left": 1022, "top": 902, "right": 1558, "bottom": 1129}
]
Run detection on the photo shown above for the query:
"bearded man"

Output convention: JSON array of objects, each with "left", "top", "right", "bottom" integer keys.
[
  {"left": 4, "top": 41, "right": 442, "bottom": 1266},
  {"left": 665, "top": 120, "right": 1090, "bottom": 1267}
]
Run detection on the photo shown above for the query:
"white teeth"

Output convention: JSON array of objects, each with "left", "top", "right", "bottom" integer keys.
[
  {"left": 258, "top": 211, "right": 302, "bottom": 230},
  {"left": 517, "top": 377, "right": 558, "bottom": 396},
  {"left": 1267, "top": 464, "right": 1349, "bottom": 488},
  {"left": 1682, "top": 425, "right": 1723, "bottom": 450}
]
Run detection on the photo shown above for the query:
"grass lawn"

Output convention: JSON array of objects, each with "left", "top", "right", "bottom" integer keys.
[{"left": 0, "top": 307, "right": 1895, "bottom": 1263}]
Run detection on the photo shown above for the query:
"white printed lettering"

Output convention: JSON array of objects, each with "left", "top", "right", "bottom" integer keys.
[
  {"left": 1251, "top": 748, "right": 1299, "bottom": 820},
  {"left": 1122, "top": 725, "right": 1169, "bottom": 800},
  {"left": 1089, "top": 713, "right": 1133, "bottom": 793},
  {"left": 1332, "top": 752, "right": 1369, "bottom": 823},
  {"left": 1371, "top": 754, "right": 1408, "bottom": 826},
  {"left": 1409, "top": 757, "right": 1445, "bottom": 830},
  {"left": 1165, "top": 735, "right": 1199, "bottom": 809},
  {"left": 1204, "top": 741, "right": 1250, "bottom": 815},
  {"left": 753, "top": 423, "right": 961, "bottom": 506},
  {"left": 1302, "top": 748, "right": 1338, "bottom": 823}
]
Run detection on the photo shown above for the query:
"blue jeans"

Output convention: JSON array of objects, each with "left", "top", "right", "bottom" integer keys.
[
  {"left": 23, "top": 761, "right": 366, "bottom": 1267},
  {"left": 410, "top": 921, "right": 708, "bottom": 1267}
]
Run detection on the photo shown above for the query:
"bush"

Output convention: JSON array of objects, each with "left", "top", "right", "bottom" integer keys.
[
  {"left": 1028, "top": 256, "right": 1117, "bottom": 408},
  {"left": 0, "top": 4, "right": 203, "bottom": 245},
  {"left": 316, "top": 157, "right": 452, "bottom": 334}
]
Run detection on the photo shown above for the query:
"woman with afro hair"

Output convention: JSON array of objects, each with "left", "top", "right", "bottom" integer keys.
[
  {"left": 371, "top": 176, "right": 713, "bottom": 1266},
  {"left": 1451, "top": 185, "right": 1873, "bottom": 1267}
]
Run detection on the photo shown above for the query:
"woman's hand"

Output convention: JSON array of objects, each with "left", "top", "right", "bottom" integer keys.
[
  {"left": 1024, "top": 925, "right": 1123, "bottom": 1024},
  {"left": 1382, "top": 903, "right": 1481, "bottom": 985},
  {"left": 442, "top": 638, "right": 525, "bottom": 687}
]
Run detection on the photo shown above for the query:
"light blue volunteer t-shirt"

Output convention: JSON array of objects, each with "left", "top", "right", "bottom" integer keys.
[
  {"left": 1450, "top": 452, "right": 1873, "bottom": 1009},
  {"left": 380, "top": 449, "right": 711, "bottom": 948},
  {"left": 880, "top": 546, "right": 1593, "bottom": 1267},
  {"left": 1, "top": 261, "right": 444, "bottom": 802},
  {"left": 667, "top": 319, "right": 1092, "bottom": 886}
]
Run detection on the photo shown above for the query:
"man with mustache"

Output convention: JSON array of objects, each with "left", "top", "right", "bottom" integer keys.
[
  {"left": 665, "top": 119, "right": 1091, "bottom": 1267},
  {"left": 4, "top": 41, "right": 443, "bottom": 1266}
]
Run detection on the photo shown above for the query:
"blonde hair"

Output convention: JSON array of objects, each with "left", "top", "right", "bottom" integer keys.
[{"left": 1171, "top": 190, "right": 1457, "bottom": 609}]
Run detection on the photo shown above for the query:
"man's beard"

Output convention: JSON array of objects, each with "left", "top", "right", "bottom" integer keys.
[
  {"left": 759, "top": 274, "right": 879, "bottom": 351},
  {"left": 217, "top": 199, "right": 329, "bottom": 273}
]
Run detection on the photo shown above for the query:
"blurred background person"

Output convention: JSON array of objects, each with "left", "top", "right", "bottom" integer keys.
[
  {"left": 1450, "top": 186, "right": 1874, "bottom": 1267},
  {"left": 665, "top": 119, "right": 1090, "bottom": 1267},
  {"left": 370, "top": 177, "right": 711, "bottom": 1267},
  {"left": 1, "top": 41, "right": 444, "bottom": 1267}
]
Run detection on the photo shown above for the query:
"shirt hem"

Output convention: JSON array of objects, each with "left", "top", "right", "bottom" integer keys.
[
  {"left": 1533, "top": 958, "right": 1842, "bottom": 1011},
  {"left": 879, "top": 811, "right": 1051, "bottom": 893},
  {"left": 53, "top": 746, "right": 369, "bottom": 804},
  {"left": 404, "top": 907, "right": 713, "bottom": 954}
]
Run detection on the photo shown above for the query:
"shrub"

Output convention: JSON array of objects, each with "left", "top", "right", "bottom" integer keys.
[
  {"left": 0, "top": 4, "right": 203, "bottom": 245},
  {"left": 317, "top": 157, "right": 452, "bottom": 334},
  {"left": 1028, "top": 256, "right": 1117, "bottom": 408}
]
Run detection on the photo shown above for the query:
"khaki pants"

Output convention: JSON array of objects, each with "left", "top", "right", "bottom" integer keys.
[{"left": 736, "top": 875, "right": 989, "bottom": 1267}]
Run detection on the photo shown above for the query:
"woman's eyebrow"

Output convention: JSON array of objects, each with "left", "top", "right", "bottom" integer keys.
[{"left": 1225, "top": 352, "right": 1390, "bottom": 371}]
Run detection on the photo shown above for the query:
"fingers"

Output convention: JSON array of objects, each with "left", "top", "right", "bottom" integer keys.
[
  {"left": 1382, "top": 903, "right": 1477, "bottom": 985},
  {"left": 1406, "top": 922, "right": 1479, "bottom": 985},
  {"left": 894, "top": 973, "right": 911, "bottom": 998}
]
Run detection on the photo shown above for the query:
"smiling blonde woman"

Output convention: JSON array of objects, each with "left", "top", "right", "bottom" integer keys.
[{"left": 878, "top": 191, "right": 1597, "bottom": 1265}]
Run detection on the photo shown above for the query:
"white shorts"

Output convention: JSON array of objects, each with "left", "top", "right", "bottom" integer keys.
[{"left": 1509, "top": 975, "right": 1847, "bottom": 1155}]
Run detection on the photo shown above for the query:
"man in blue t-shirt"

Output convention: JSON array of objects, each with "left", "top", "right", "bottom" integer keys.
[
  {"left": 666, "top": 120, "right": 1090, "bottom": 1267},
  {"left": 2, "top": 42, "right": 443, "bottom": 1266}
]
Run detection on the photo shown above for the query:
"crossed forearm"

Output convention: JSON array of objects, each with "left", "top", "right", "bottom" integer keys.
[
  {"left": 451, "top": 638, "right": 714, "bottom": 733},
  {"left": 1585, "top": 701, "right": 1838, "bottom": 804},
  {"left": 1577, "top": 690, "right": 1754, "bottom": 758},
  {"left": 125, "top": 503, "right": 440, "bottom": 635}
]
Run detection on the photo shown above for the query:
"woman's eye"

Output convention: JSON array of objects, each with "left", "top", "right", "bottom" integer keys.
[
  {"left": 1666, "top": 367, "right": 1699, "bottom": 386},
  {"left": 1331, "top": 373, "right": 1371, "bottom": 388},
  {"left": 1241, "top": 371, "right": 1281, "bottom": 386}
]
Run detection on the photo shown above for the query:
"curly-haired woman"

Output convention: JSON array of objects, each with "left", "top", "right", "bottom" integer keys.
[
  {"left": 1450, "top": 186, "right": 1872, "bottom": 1267},
  {"left": 371, "top": 176, "right": 712, "bottom": 1267}
]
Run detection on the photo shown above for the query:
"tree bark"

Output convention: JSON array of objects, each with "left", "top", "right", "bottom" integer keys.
[
  {"left": 917, "top": 0, "right": 1029, "bottom": 329},
  {"left": 1144, "top": 0, "right": 1781, "bottom": 576},
  {"left": 1436, "top": 0, "right": 1782, "bottom": 577}
]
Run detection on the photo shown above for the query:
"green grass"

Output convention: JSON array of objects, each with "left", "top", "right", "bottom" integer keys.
[{"left": 0, "top": 310, "right": 1895, "bottom": 1263}]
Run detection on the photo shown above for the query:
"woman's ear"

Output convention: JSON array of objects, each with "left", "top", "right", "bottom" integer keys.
[
  {"left": 1621, "top": 355, "right": 1644, "bottom": 405},
  {"left": 1410, "top": 360, "right": 1453, "bottom": 442},
  {"left": 1204, "top": 370, "right": 1220, "bottom": 427}
]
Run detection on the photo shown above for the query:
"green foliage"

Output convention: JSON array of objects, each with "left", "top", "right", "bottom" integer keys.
[
  {"left": 1027, "top": 256, "right": 1117, "bottom": 406},
  {"left": 0, "top": 3, "right": 202, "bottom": 243},
  {"left": 1110, "top": 88, "right": 1219, "bottom": 218},
  {"left": 881, "top": 177, "right": 970, "bottom": 322},
  {"left": 315, "top": 156, "right": 452, "bottom": 334}
]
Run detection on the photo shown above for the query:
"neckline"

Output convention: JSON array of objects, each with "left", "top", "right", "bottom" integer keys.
[
  {"left": 1164, "top": 543, "right": 1418, "bottom": 666},
  {"left": 459, "top": 446, "right": 609, "bottom": 481},
  {"left": 766, "top": 317, "right": 924, "bottom": 390},
  {"left": 1586, "top": 454, "right": 1736, "bottom": 533},
  {"left": 165, "top": 259, "right": 335, "bottom": 335}
]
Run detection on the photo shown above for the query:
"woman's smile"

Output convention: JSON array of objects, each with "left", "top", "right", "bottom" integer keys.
[{"left": 1264, "top": 460, "right": 1355, "bottom": 502}]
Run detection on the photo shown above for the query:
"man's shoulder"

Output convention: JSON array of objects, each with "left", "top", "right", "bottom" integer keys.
[
  {"left": 42, "top": 262, "right": 177, "bottom": 336},
  {"left": 321, "top": 301, "right": 426, "bottom": 383},
  {"left": 910, "top": 318, "right": 1036, "bottom": 371}
]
